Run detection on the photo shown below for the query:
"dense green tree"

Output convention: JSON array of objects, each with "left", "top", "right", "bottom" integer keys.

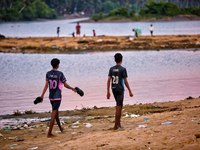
[
  {"left": 100, "top": 1, "right": 120, "bottom": 14},
  {"left": 33, "top": 0, "right": 56, "bottom": 18},
  {"left": 0, "top": 0, "right": 57, "bottom": 21},
  {"left": 183, "top": 7, "right": 200, "bottom": 16},
  {"left": 0, "top": 7, "right": 22, "bottom": 21},
  {"left": 139, "top": 1, "right": 183, "bottom": 17},
  {"left": 107, "top": 7, "right": 129, "bottom": 17}
]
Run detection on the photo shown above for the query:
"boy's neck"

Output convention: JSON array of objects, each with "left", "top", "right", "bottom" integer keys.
[{"left": 116, "top": 61, "right": 122, "bottom": 66}]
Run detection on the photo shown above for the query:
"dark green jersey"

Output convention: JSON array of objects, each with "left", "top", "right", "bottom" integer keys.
[{"left": 108, "top": 65, "right": 127, "bottom": 90}]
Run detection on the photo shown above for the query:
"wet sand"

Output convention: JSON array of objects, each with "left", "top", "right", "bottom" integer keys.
[
  {"left": 1, "top": 97, "right": 200, "bottom": 150},
  {"left": 0, "top": 35, "right": 200, "bottom": 53}
]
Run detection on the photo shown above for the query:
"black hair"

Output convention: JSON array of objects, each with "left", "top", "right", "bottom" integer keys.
[
  {"left": 114, "top": 53, "right": 123, "bottom": 63},
  {"left": 51, "top": 58, "right": 60, "bottom": 68}
]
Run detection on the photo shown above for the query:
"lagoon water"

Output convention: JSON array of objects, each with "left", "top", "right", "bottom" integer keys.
[
  {"left": 0, "top": 50, "right": 200, "bottom": 115},
  {"left": 0, "top": 18, "right": 200, "bottom": 115},
  {"left": 0, "top": 18, "right": 200, "bottom": 37}
]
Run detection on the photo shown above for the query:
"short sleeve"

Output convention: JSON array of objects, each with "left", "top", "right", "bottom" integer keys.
[
  {"left": 60, "top": 72, "right": 67, "bottom": 83},
  {"left": 122, "top": 68, "right": 128, "bottom": 78},
  {"left": 108, "top": 68, "right": 112, "bottom": 77},
  {"left": 46, "top": 72, "right": 49, "bottom": 81}
]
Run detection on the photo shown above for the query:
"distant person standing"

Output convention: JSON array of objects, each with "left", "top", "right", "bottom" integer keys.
[
  {"left": 72, "top": 32, "right": 75, "bottom": 37},
  {"left": 93, "top": 30, "right": 96, "bottom": 37},
  {"left": 150, "top": 24, "right": 154, "bottom": 36},
  {"left": 76, "top": 22, "right": 81, "bottom": 37},
  {"left": 57, "top": 27, "right": 60, "bottom": 37}
]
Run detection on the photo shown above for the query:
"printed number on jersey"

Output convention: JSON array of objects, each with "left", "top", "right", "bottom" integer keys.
[
  {"left": 112, "top": 76, "right": 119, "bottom": 84},
  {"left": 49, "top": 80, "right": 57, "bottom": 89}
]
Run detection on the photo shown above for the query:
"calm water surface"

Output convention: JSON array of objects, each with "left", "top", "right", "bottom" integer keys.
[
  {"left": 0, "top": 50, "right": 200, "bottom": 115},
  {"left": 0, "top": 18, "right": 200, "bottom": 37}
]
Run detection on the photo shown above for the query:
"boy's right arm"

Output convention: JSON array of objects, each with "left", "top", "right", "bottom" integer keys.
[
  {"left": 41, "top": 80, "right": 48, "bottom": 102},
  {"left": 107, "top": 76, "right": 111, "bottom": 99}
]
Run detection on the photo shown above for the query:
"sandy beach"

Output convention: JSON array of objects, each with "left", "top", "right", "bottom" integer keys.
[
  {"left": 1, "top": 97, "right": 200, "bottom": 150},
  {"left": 0, "top": 35, "right": 200, "bottom": 53}
]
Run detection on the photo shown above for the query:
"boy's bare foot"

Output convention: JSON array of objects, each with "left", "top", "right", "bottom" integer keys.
[
  {"left": 47, "top": 134, "right": 56, "bottom": 138},
  {"left": 61, "top": 127, "right": 64, "bottom": 133}
]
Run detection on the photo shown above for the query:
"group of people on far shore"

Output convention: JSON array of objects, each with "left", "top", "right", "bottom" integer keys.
[
  {"left": 57, "top": 22, "right": 153, "bottom": 38},
  {"left": 57, "top": 22, "right": 96, "bottom": 38},
  {"left": 132, "top": 24, "right": 154, "bottom": 37}
]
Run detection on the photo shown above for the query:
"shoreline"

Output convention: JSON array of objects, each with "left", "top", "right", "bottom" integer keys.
[
  {"left": 1, "top": 14, "right": 200, "bottom": 24},
  {"left": 1, "top": 97, "right": 200, "bottom": 149},
  {"left": 78, "top": 15, "right": 200, "bottom": 23},
  {"left": 0, "top": 96, "right": 199, "bottom": 119},
  {"left": 0, "top": 35, "right": 200, "bottom": 54}
]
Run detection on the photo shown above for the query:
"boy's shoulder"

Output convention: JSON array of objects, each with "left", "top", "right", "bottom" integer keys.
[
  {"left": 110, "top": 65, "right": 126, "bottom": 69},
  {"left": 47, "top": 70, "right": 64, "bottom": 75},
  {"left": 110, "top": 65, "right": 126, "bottom": 72}
]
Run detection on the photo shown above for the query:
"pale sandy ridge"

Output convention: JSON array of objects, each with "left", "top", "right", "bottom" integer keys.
[{"left": 0, "top": 35, "right": 200, "bottom": 53}]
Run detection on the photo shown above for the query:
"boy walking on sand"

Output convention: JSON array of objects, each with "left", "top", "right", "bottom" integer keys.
[
  {"left": 41, "top": 58, "right": 76, "bottom": 138},
  {"left": 107, "top": 53, "right": 133, "bottom": 130}
]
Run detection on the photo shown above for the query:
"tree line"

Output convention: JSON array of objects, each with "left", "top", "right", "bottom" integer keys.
[
  {"left": 91, "top": 1, "right": 200, "bottom": 21},
  {"left": 0, "top": 0, "right": 200, "bottom": 22}
]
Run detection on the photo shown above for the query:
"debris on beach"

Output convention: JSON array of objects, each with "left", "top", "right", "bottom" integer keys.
[
  {"left": 73, "top": 121, "right": 80, "bottom": 125},
  {"left": 8, "top": 136, "right": 17, "bottom": 140},
  {"left": 123, "top": 114, "right": 140, "bottom": 118},
  {"left": 28, "top": 147, "right": 38, "bottom": 150},
  {"left": 195, "top": 134, "right": 200, "bottom": 138},
  {"left": 185, "top": 96, "right": 194, "bottom": 100},
  {"left": 85, "top": 123, "right": 93, "bottom": 128},
  {"left": 144, "top": 117, "right": 150, "bottom": 120},
  {"left": 161, "top": 121, "right": 172, "bottom": 125},
  {"left": 71, "top": 126, "right": 79, "bottom": 128},
  {"left": 137, "top": 124, "right": 147, "bottom": 128}
]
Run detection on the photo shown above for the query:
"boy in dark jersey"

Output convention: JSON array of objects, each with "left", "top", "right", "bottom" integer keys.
[
  {"left": 41, "top": 58, "right": 76, "bottom": 138},
  {"left": 107, "top": 53, "right": 133, "bottom": 130}
]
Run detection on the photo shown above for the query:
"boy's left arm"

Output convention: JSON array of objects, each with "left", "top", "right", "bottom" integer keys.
[
  {"left": 124, "top": 78, "right": 133, "bottom": 97},
  {"left": 64, "top": 82, "right": 76, "bottom": 92}
]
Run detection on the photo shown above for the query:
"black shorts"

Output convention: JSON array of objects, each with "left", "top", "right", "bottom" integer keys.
[
  {"left": 112, "top": 89, "right": 124, "bottom": 106},
  {"left": 50, "top": 100, "right": 61, "bottom": 111}
]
